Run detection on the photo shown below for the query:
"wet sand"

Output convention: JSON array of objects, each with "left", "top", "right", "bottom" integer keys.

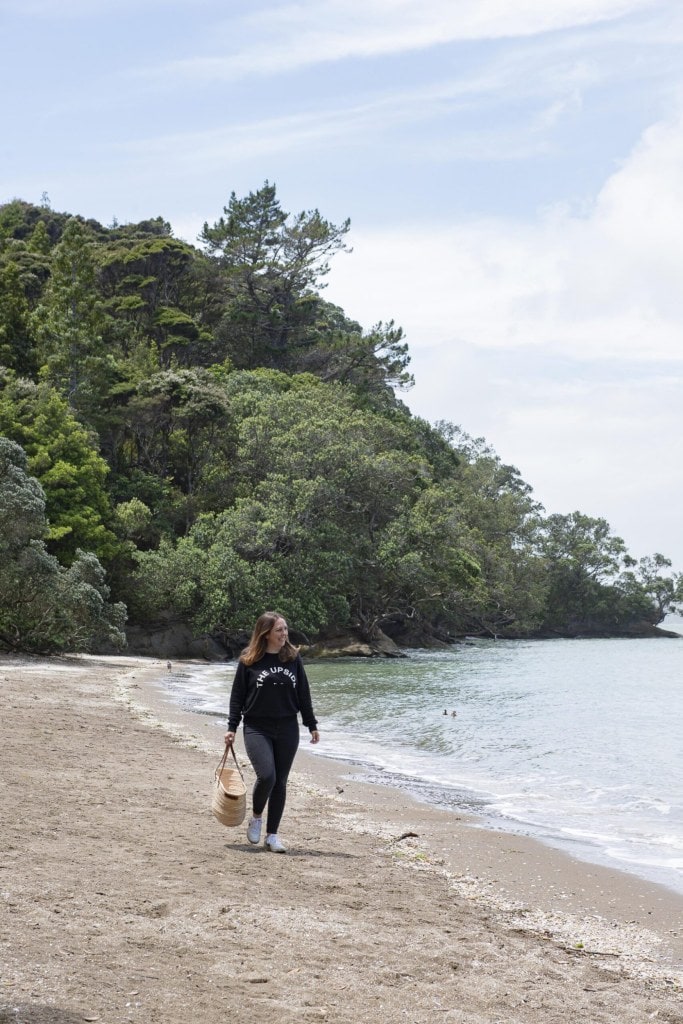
[{"left": 1, "top": 653, "right": 681, "bottom": 1024}]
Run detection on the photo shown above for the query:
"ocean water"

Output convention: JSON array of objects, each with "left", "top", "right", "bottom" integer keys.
[{"left": 161, "top": 632, "right": 683, "bottom": 894}]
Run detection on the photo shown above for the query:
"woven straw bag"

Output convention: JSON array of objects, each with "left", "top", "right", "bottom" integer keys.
[{"left": 212, "top": 743, "right": 247, "bottom": 827}]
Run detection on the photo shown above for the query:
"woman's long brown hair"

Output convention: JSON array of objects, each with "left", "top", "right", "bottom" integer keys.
[{"left": 240, "top": 611, "right": 298, "bottom": 665}]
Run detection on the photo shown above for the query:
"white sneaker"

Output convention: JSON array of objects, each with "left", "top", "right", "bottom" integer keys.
[
  {"left": 265, "top": 834, "right": 287, "bottom": 853},
  {"left": 247, "top": 817, "right": 262, "bottom": 844}
]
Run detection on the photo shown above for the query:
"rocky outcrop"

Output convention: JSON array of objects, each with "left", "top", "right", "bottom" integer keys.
[
  {"left": 123, "top": 613, "right": 680, "bottom": 661},
  {"left": 377, "top": 614, "right": 456, "bottom": 649},
  {"left": 530, "top": 619, "right": 681, "bottom": 640},
  {"left": 618, "top": 620, "right": 681, "bottom": 638},
  {"left": 125, "top": 620, "right": 408, "bottom": 660},
  {"left": 125, "top": 619, "right": 228, "bottom": 660},
  {"left": 301, "top": 629, "right": 405, "bottom": 659}
]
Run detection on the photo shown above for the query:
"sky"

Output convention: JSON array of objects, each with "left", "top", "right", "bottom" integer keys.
[{"left": 1, "top": 0, "right": 682, "bottom": 572}]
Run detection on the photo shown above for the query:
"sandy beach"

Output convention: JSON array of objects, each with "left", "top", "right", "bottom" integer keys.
[{"left": 1, "top": 654, "right": 681, "bottom": 1024}]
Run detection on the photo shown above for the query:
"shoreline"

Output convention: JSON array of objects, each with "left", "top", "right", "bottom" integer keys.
[
  {"left": 125, "top": 656, "right": 683, "bottom": 970},
  {"left": 2, "top": 652, "right": 682, "bottom": 1024},
  {"left": 302, "top": 749, "right": 683, "bottom": 900},
  {"left": 152, "top": 651, "right": 683, "bottom": 900}
]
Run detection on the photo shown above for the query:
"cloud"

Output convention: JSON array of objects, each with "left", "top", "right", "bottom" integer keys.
[
  {"left": 325, "top": 109, "right": 683, "bottom": 363},
  {"left": 502, "top": 370, "right": 683, "bottom": 562},
  {"left": 112, "top": 105, "right": 374, "bottom": 171},
  {"left": 110, "top": 69, "right": 540, "bottom": 172},
  {"left": 322, "top": 107, "right": 683, "bottom": 566},
  {"left": 140, "top": 0, "right": 659, "bottom": 83},
  {"left": 110, "top": 3, "right": 677, "bottom": 195},
  {"left": 111, "top": 39, "right": 612, "bottom": 178},
  {"left": 399, "top": 337, "right": 683, "bottom": 565},
  {"left": 0, "top": 0, "right": 213, "bottom": 14}
]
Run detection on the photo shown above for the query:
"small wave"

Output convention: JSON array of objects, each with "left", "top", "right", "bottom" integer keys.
[{"left": 157, "top": 647, "right": 683, "bottom": 895}]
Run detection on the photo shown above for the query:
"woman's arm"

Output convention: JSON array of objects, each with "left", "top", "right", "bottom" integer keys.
[
  {"left": 226, "top": 661, "right": 247, "bottom": 737},
  {"left": 295, "top": 656, "right": 318, "bottom": 733}
]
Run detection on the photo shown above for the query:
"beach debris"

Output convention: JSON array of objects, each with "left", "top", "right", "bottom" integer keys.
[
  {"left": 393, "top": 831, "right": 419, "bottom": 842},
  {"left": 336, "top": 785, "right": 344, "bottom": 793}
]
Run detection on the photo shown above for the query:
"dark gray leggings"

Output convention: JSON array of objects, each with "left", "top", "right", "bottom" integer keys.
[{"left": 243, "top": 718, "right": 300, "bottom": 835}]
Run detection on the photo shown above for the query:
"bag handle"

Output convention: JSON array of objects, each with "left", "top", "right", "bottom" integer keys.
[{"left": 215, "top": 741, "right": 244, "bottom": 781}]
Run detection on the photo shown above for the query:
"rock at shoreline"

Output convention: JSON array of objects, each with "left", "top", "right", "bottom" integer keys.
[
  {"left": 121, "top": 614, "right": 680, "bottom": 662},
  {"left": 301, "top": 629, "right": 406, "bottom": 659}
]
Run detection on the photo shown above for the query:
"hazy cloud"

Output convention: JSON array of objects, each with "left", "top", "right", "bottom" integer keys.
[
  {"left": 326, "top": 109, "right": 683, "bottom": 362},
  {"left": 323, "top": 107, "right": 683, "bottom": 562},
  {"left": 142, "top": 0, "right": 660, "bottom": 83}
]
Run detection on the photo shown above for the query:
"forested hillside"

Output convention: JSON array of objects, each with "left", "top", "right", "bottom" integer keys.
[{"left": 0, "top": 185, "right": 680, "bottom": 654}]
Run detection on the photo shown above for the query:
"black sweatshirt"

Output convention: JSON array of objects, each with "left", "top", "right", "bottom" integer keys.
[{"left": 227, "top": 652, "right": 318, "bottom": 733}]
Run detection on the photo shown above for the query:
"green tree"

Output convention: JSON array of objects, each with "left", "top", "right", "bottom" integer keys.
[
  {"left": 0, "top": 237, "right": 51, "bottom": 307},
  {"left": 377, "top": 483, "right": 482, "bottom": 637},
  {"left": 0, "top": 199, "right": 70, "bottom": 248},
  {"left": 0, "top": 376, "right": 119, "bottom": 563},
  {"left": 0, "top": 260, "right": 35, "bottom": 374},
  {"left": 32, "top": 217, "right": 115, "bottom": 415},
  {"left": 302, "top": 305, "right": 413, "bottom": 403},
  {"left": 189, "top": 476, "right": 355, "bottom": 638},
  {"left": 445, "top": 427, "right": 547, "bottom": 636},
  {"left": 539, "top": 512, "right": 637, "bottom": 633},
  {"left": 0, "top": 436, "right": 126, "bottom": 652},
  {"left": 99, "top": 235, "right": 203, "bottom": 367},
  {"left": 28, "top": 219, "right": 52, "bottom": 255},
  {"left": 619, "top": 553, "right": 682, "bottom": 624},
  {"left": 134, "top": 371, "right": 434, "bottom": 637},
  {"left": 127, "top": 535, "right": 205, "bottom": 621},
  {"left": 201, "top": 182, "right": 350, "bottom": 369},
  {"left": 122, "top": 367, "right": 234, "bottom": 528},
  {"left": 0, "top": 200, "right": 34, "bottom": 242},
  {"left": 113, "top": 497, "right": 153, "bottom": 543}
]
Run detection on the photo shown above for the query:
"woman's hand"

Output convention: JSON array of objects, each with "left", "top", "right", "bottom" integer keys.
[
  {"left": 224, "top": 731, "right": 236, "bottom": 746},
  {"left": 309, "top": 730, "right": 320, "bottom": 744}
]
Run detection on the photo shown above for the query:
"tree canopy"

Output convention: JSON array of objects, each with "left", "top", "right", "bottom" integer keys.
[
  {"left": 0, "top": 436, "right": 126, "bottom": 652},
  {"left": 0, "top": 184, "right": 680, "bottom": 653}
]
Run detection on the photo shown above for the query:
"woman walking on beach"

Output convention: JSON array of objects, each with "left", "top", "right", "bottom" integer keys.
[{"left": 224, "top": 612, "right": 320, "bottom": 853}]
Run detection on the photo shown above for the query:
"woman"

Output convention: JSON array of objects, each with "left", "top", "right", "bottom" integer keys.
[{"left": 224, "top": 612, "right": 320, "bottom": 853}]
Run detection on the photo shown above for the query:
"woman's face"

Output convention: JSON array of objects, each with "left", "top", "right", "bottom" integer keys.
[{"left": 266, "top": 618, "right": 288, "bottom": 651}]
